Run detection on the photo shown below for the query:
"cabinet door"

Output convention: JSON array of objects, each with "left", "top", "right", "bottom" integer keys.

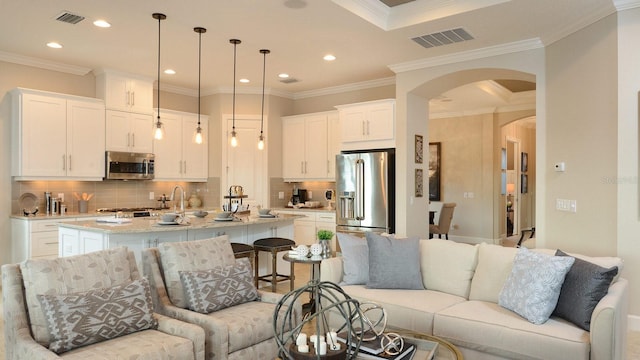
[
  {"left": 104, "top": 75, "right": 130, "bottom": 111},
  {"left": 182, "top": 114, "right": 208, "bottom": 181},
  {"left": 304, "top": 115, "right": 328, "bottom": 179},
  {"left": 282, "top": 117, "right": 307, "bottom": 179},
  {"left": 327, "top": 112, "right": 340, "bottom": 180},
  {"left": 19, "top": 94, "right": 67, "bottom": 176},
  {"left": 67, "top": 100, "right": 105, "bottom": 178},
  {"left": 128, "top": 80, "right": 153, "bottom": 114},
  {"left": 130, "top": 113, "right": 153, "bottom": 153},
  {"left": 59, "top": 227, "right": 81, "bottom": 257},
  {"left": 105, "top": 110, "right": 132, "bottom": 151},
  {"left": 153, "top": 112, "right": 183, "bottom": 179},
  {"left": 294, "top": 212, "right": 316, "bottom": 246},
  {"left": 366, "top": 103, "right": 394, "bottom": 141},
  {"left": 339, "top": 108, "right": 366, "bottom": 142}
]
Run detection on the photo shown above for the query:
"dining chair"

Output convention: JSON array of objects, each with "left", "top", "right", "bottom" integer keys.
[{"left": 429, "top": 203, "right": 456, "bottom": 239}]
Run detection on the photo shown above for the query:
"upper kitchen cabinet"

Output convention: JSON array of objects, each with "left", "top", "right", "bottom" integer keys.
[
  {"left": 105, "top": 110, "right": 153, "bottom": 153},
  {"left": 95, "top": 69, "right": 154, "bottom": 114},
  {"left": 336, "top": 99, "right": 395, "bottom": 151},
  {"left": 11, "top": 88, "right": 106, "bottom": 181},
  {"left": 153, "top": 109, "right": 208, "bottom": 181},
  {"left": 282, "top": 111, "right": 338, "bottom": 181}
]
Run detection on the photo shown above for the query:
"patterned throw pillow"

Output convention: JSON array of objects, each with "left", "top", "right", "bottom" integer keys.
[
  {"left": 498, "top": 247, "right": 575, "bottom": 324},
  {"left": 179, "top": 258, "right": 258, "bottom": 314},
  {"left": 37, "top": 277, "right": 157, "bottom": 354}
]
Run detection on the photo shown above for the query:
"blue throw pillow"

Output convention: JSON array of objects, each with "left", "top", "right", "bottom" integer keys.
[{"left": 365, "top": 232, "right": 424, "bottom": 290}]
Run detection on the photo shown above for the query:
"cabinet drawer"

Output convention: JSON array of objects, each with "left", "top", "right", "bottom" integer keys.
[
  {"left": 315, "top": 212, "right": 336, "bottom": 223},
  {"left": 32, "top": 232, "right": 59, "bottom": 257},
  {"left": 31, "top": 220, "right": 61, "bottom": 232}
]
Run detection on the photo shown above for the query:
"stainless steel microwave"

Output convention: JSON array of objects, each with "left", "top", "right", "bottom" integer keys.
[{"left": 104, "top": 151, "right": 155, "bottom": 180}]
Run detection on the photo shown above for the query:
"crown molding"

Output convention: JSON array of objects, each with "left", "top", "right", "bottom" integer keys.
[
  {"left": 0, "top": 50, "right": 92, "bottom": 76},
  {"left": 292, "top": 77, "right": 396, "bottom": 99},
  {"left": 389, "top": 38, "right": 544, "bottom": 73},
  {"left": 541, "top": 3, "right": 617, "bottom": 46},
  {"left": 614, "top": 0, "right": 640, "bottom": 11}
]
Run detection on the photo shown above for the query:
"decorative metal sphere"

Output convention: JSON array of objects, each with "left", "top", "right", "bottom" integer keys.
[{"left": 273, "top": 281, "right": 364, "bottom": 359}]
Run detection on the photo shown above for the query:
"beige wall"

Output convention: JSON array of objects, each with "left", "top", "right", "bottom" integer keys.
[{"left": 292, "top": 85, "right": 396, "bottom": 114}]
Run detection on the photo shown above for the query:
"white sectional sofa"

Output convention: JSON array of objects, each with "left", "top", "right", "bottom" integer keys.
[{"left": 319, "top": 237, "right": 628, "bottom": 360}]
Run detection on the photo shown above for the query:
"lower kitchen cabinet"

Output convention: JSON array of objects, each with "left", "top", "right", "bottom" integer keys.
[
  {"left": 12, "top": 218, "right": 62, "bottom": 262},
  {"left": 274, "top": 210, "right": 336, "bottom": 248}
]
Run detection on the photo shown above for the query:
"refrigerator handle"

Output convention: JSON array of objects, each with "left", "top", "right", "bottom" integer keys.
[{"left": 355, "top": 159, "right": 365, "bottom": 220}]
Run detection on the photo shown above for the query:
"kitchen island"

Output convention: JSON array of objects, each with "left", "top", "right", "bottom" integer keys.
[{"left": 57, "top": 213, "right": 300, "bottom": 272}]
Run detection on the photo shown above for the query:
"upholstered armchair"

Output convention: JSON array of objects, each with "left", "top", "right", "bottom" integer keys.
[
  {"left": 142, "top": 235, "right": 302, "bottom": 360},
  {"left": 2, "top": 247, "right": 205, "bottom": 360}
]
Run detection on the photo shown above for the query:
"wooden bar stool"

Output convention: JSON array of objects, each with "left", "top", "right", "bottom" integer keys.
[
  {"left": 231, "top": 243, "right": 255, "bottom": 270},
  {"left": 253, "top": 237, "right": 295, "bottom": 292}
]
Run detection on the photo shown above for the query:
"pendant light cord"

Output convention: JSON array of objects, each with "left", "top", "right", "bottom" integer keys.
[
  {"left": 260, "top": 49, "right": 269, "bottom": 135},
  {"left": 152, "top": 13, "right": 166, "bottom": 127},
  {"left": 232, "top": 40, "right": 238, "bottom": 133}
]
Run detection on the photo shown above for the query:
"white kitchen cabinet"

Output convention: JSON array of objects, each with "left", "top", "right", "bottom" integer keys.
[
  {"left": 336, "top": 99, "right": 395, "bottom": 150},
  {"left": 105, "top": 110, "right": 153, "bottom": 153},
  {"left": 11, "top": 88, "right": 105, "bottom": 180},
  {"left": 189, "top": 226, "right": 247, "bottom": 243},
  {"left": 154, "top": 109, "right": 208, "bottom": 181},
  {"left": 327, "top": 111, "right": 340, "bottom": 180},
  {"left": 95, "top": 70, "right": 153, "bottom": 114},
  {"left": 315, "top": 212, "right": 337, "bottom": 253},
  {"left": 274, "top": 210, "right": 335, "bottom": 247},
  {"left": 12, "top": 218, "right": 62, "bottom": 262},
  {"left": 282, "top": 111, "right": 337, "bottom": 181},
  {"left": 109, "top": 231, "right": 187, "bottom": 266}
]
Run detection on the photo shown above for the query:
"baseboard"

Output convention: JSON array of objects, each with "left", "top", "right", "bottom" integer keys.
[{"left": 628, "top": 315, "right": 640, "bottom": 331}]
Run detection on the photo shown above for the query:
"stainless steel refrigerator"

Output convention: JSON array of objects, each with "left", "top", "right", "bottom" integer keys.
[{"left": 336, "top": 149, "right": 395, "bottom": 236}]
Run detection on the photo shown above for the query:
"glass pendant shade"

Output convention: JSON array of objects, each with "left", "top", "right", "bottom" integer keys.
[
  {"left": 154, "top": 118, "right": 164, "bottom": 140},
  {"left": 258, "top": 135, "right": 265, "bottom": 150},
  {"left": 193, "top": 126, "right": 203, "bottom": 144},
  {"left": 230, "top": 130, "right": 238, "bottom": 147}
]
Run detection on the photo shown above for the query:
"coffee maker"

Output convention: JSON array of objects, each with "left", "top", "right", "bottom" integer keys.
[{"left": 291, "top": 189, "right": 308, "bottom": 205}]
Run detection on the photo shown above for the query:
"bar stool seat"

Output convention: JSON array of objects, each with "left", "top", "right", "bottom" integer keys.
[
  {"left": 253, "top": 237, "right": 295, "bottom": 292},
  {"left": 231, "top": 243, "right": 255, "bottom": 270}
]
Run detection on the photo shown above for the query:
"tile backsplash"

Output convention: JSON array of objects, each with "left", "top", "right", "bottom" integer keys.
[
  {"left": 270, "top": 179, "right": 336, "bottom": 208},
  {"left": 12, "top": 178, "right": 220, "bottom": 215}
]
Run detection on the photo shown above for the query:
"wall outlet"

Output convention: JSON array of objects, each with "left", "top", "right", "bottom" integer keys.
[
  {"left": 149, "top": 191, "right": 155, "bottom": 200},
  {"left": 278, "top": 191, "right": 284, "bottom": 200}
]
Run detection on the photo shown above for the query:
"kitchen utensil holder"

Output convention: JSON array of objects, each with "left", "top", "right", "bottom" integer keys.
[{"left": 78, "top": 200, "right": 88, "bottom": 213}]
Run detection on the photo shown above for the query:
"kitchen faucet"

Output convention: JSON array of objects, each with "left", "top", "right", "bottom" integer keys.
[{"left": 170, "top": 185, "right": 185, "bottom": 215}]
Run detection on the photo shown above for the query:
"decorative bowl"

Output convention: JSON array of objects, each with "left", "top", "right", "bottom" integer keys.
[
  {"left": 259, "top": 208, "right": 272, "bottom": 215},
  {"left": 193, "top": 210, "right": 208, "bottom": 218},
  {"left": 161, "top": 213, "right": 178, "bottom": 222}
]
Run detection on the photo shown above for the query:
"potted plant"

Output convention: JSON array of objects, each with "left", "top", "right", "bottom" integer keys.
[{"left": 317, "top": 229, "right": 334, "bottom": 258}]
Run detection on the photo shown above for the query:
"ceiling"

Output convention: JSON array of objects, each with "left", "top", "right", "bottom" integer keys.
[{"left": 0, "top": 0, "right": 619, "bottom": 107}]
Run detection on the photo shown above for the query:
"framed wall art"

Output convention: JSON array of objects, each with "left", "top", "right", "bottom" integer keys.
[
  {"left": 521, "top": 174, "right": 528, "bottom": 194},
  {"left": 521, "top": 152, "right": 528, "bottom": 172},
  {"left": 429, "top": 142, "right": 441, "bottom": 201},
  {"left": 415, "top": 135, "right": 424, "bottom": 163},
  {"left": 415, "top": 169, "right": 424, "bottom": 197}
]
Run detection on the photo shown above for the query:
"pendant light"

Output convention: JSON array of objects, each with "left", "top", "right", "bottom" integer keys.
[
  {"left": 193, "top": 27, "right": 206, "bottom": 145},
  {"left": 258, "top": 49, "right": 270, "bottom": 150},
  {"left": 230, "top": 39, "right": 241, "bottom": 147},
  {"left": 152, "top": 13, "right": 166, "bottom": 140}
]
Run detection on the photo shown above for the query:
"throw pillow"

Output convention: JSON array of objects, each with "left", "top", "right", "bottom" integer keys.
[
  {"left": 159, "top": 235, "right": 236, "bottom": 308},
  {"left": 37, "top": 277, "right": 157, "bottom": 354},
  {"left": 420, "top": 239, "right": 478, "bottom": 298},
  {"left": 553, "top": 249, "right": 618, "bottom": 331},
  {"left": 498, "top": 247, "right": 574, "bottom": 324},
  {"left": 468, "top": 243, "right": 517, "bottom": 303},
  {"left": 366, "top": 232, "right": 424, "bottom": 289},
  {"left": 337, "top": 232, "right": 369, "bottom": 285},
  {"left": 179, "top": 257, "right": 258, "bottom": 313}
]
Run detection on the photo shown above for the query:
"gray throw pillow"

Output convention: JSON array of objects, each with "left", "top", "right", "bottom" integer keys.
[
  {"left": 337, "top": 232, "right": 369, "bottom": 285},
  {"left": 499, "top": 247, "right": 574, "bottom": 324},
  {"left": 365, "top": 232, "right": 424, "bottom": 289},
  {"left": 179, "top": 258, "right": 258, "bottom": 314},
  {"left": 37, "top": 277, "right": 157, "bottom": 354},
  {"left": 553, "top": 249, "right": 618, "bottom": 331}
]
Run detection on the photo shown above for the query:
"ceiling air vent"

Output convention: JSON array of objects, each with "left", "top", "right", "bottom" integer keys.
[
  {"left": 412, "top": 27, "right": 473, "bottom": 49},
  {"left": 280, "top": 78, "right": 299, "bottom": 84},
  {"left": 55, "top": 11, "right": 85, "bottom": 25}
]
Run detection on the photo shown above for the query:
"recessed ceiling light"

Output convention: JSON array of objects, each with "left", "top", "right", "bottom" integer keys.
[
  {"left": 240, "top": 78, "right": 250, "bottom": 83},
  {"left": 93, "top": 20, "right": 111, "bottom": 28},
  {"left": 278, "top": 73, "right": 289, "bottom": 78},
  {"left": 323, "top": 54, "right": 336, "bottom": 61},
  {"left": 47, "top": 42, "right": 63, "bottom": 49},
  {"left": 164, "top": 69, "right": 176, "bottom": 75}
]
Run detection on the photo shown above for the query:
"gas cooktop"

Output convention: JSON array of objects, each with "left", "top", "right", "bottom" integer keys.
[
  {"left": 97, "top": 207, "right": 166, "bottom": 213},
  {"left": 96, "top": 207, "right": 167, "bottom": 218}
]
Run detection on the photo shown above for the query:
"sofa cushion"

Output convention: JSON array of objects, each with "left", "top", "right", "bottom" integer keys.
[
  {"left": 420, "top": 239, "right": 478, "bottom": 298},
  {"left": 159, "top": 235, "right": 236, "bottom": 308},
  {"left": 553, "top": 249, "right": 618, "bottom": 331},
  {"left": 366, "top": 233, "right": 423, "bottom": 289},
  {"left": 468, "top": 243, "right": 517, "bottom": 303},
  {"left": 20, "top": 247, "right": 134, "bottom": 347},
  {"left": 340, "top": 285, "right": 466, "bottom": 334},
  {"left": 498, "top": 247, "right": 574, "bottom": 324},
  {"left": 60, "top": 329, "right": 196, "bottom": 360},
  {"left": 337, "top": 232, "right": 369, "bottom": 285},
  {"left": 179, "top": 258, "right": 258, "bottom": 314},
  {"left": 434, "top": 300, "right": 590, "bottom": 360},
  {"left": 37, "top": 277, "right": 157, "bottom": 354}
]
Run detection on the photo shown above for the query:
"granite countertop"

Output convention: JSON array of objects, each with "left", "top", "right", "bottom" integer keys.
[
  {"left": 272, "top": 207, "right": 335, "bottom": 213},
  {"left": 56, "top": 213, "right": 301, "bottom": 234}
]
